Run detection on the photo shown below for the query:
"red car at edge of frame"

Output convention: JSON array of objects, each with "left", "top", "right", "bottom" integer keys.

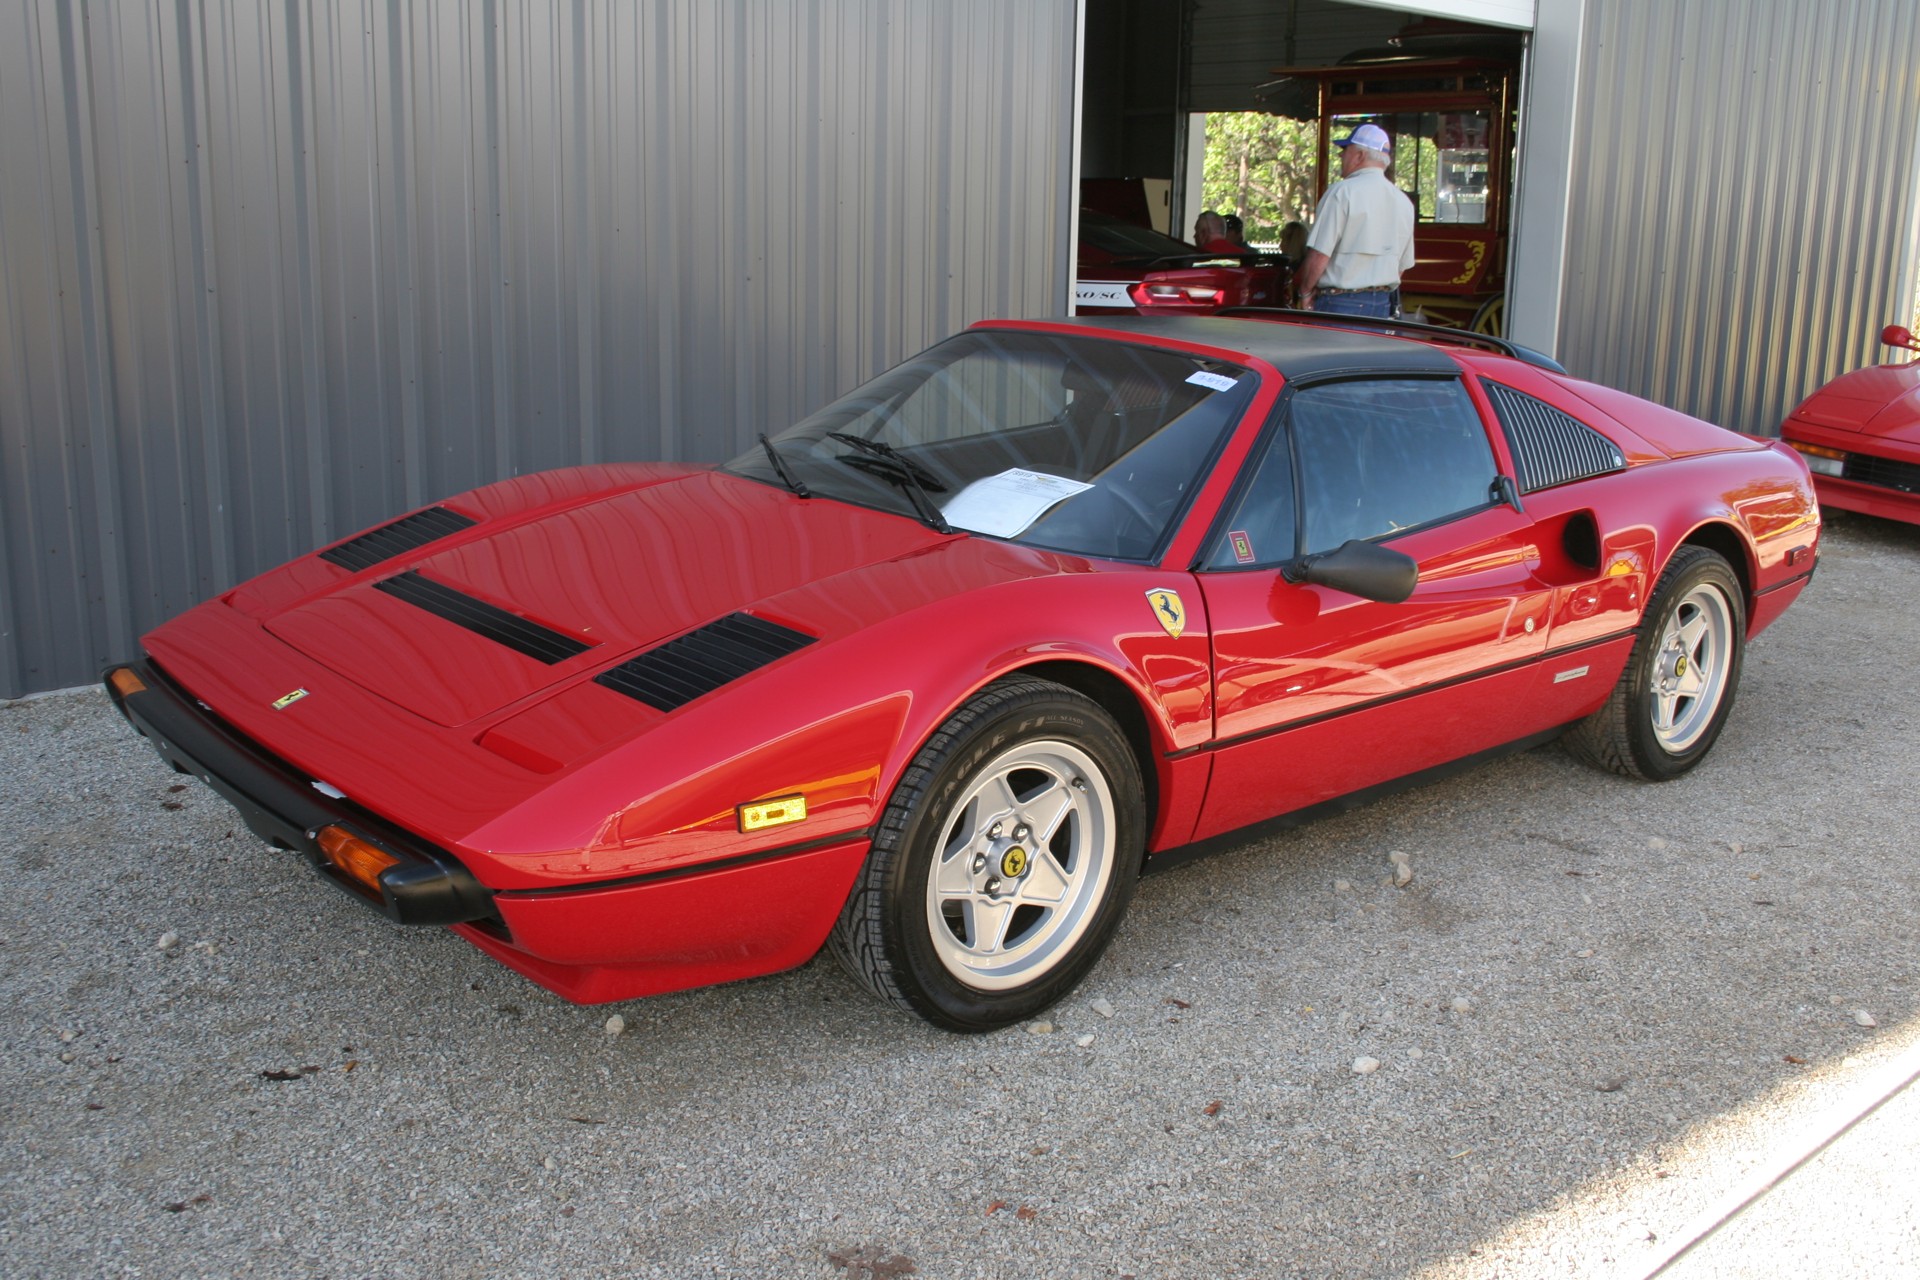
[
  {"left": 106, "top": 311, "right": 1821, "bottom": 1032},
  {"left": 1780, "top": 323, "right": 1920, "bottom": 526}
]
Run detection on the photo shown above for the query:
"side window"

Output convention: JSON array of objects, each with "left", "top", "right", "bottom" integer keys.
[
  {"left": 1293, "top": 378, "right": 1497, "bottom": 553},
  {"left": 1202, "top": 423, "right": 1295, "bottom": 570}
]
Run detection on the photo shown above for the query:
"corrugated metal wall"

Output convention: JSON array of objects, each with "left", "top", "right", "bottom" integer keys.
[
  {"left": 1556, "top": 0, "right": 1920, "bottom": 434},
  {"left": 0, "top": 0, "right": 1078, "bottom": 698}
]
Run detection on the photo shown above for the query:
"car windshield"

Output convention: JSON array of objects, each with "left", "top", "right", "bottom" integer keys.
[{"left": 725, "top": 330, "right": 1257, "bottom": 561}]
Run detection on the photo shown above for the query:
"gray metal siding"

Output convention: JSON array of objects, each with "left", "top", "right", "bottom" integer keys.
[
  {"left": 1557, "top": 0, "right": 1920, "bottom": 434},
  {"left": 0, "top": 0, "right": 1078, "bottom": 698}
]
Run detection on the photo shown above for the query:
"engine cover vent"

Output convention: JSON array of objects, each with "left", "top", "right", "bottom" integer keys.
[
  {"left": 595, "top": 613, "right": 815, "bottom": 711},
  {"left": 319, "top": 506, "right": 477, "bottom": 572},
  {"left": 1484, "top": 382, "right": 1627, "bottom": 494},
  {"left": 374, "top": 571, "right": 593, "bottom": 664}
]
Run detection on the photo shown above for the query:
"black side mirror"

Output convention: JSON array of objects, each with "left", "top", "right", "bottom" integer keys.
[{"left": 1284, "top": 539, "right": 1419, "bottom": 604}]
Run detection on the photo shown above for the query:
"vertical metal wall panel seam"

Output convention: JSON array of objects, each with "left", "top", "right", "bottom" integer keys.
[
  {"left": 569, "top": 0, "right": 597, "bottom": 465},
  {"left": 725, "top": 1, "right": 750, "bottom": 457},
  {"left": 206, "top": 4, "right": 269, "bottom": 554},
  {"left": 1670, "top": 0, "right": 1715, "bottom": 416},
  {"left": 1771, "top": 0, "right": 1820, "bottom": 418},
  {"left": 144, "top": 0, "right": 203, "bottom": 611},
  {"left": 54, "top": 0, "right": 133, "bottom": 665},
  {"left": 802, "top": 0, "right": 833, "bottom": 416},
  {"left": 98, "top": 5, "right": 167, "bottom": 627},
  {"left": 649, "top": 1, "right": 682, "bottom": 463},
  {"left": 324, "top": 0, "right": 385, "bottom": 526},
  {"left": 173, "top": 0, "right": 235, "bottom": 594},
  {"left": 1721, "top": 5, "right": 1759, "bottom": 423},
  {"left": 381, "top": 2, "right": 425, "bottom": 509},
  {"left": 250, "top": 4, "right": 302, "bottom": 554},
  {"left": 483, "top": 0, "right": 513, "bottom": 480},
  {"left": 866, "top": 7, "right": 891, "bottom": 378},
  {"left": 0, "top": 2, "right": 48, "bottom": 693},
  {"left": 6, "top": 0, "right": 79, "bottom": 695},
  {"left": 276, "top": 1, "right": 332, "bottom": 553}
]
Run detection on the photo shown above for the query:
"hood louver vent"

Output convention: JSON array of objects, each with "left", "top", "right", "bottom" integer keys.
[
  {"left": 320, "top": 506, "right": 477, "bottom": 571},
  {"left": 1484, "top": 382, "right": 1627, "bottom": 494},
  {"left": 374, "top": 571, "right": 593, "bottom": 664},
  {"left": 595, "top": 613, "right": 815, "bottom": 711}
]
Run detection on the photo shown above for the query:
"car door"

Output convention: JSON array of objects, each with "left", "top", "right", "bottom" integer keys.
[{"left": 1189, "top": 373, "right": 1558, "bottom": 843}]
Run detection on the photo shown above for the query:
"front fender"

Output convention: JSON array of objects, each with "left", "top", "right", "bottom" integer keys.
[{"left": 460, "top": 559, "right": 1210, "bottom": 890}]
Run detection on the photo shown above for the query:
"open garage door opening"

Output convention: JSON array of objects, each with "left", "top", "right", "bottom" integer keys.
[{"left": 1076, "top": 1, "right": 1531, "bottom": 334}]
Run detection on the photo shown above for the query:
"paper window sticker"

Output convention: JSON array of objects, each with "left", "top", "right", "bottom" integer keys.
[
  {"left": 1186, "top": 371, "right": 1240, "bottom": 393},
  {"left": 941, "top": 469, "right": 1095, "bottom": 539},
  {"left": 1229, "top": 530, "right": 1256, "bottom": 563}
]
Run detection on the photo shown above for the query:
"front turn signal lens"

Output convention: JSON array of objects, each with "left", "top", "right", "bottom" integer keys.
[
  {"left": 108, "top": 667, "right": 148, "bottom": 698},
  {"left": 738, "top": 794, "right": 807, "bottom": 833},
  {"left": 316, "top": 825, "right": 400, "bottom": 895},
  {"left": 1786, "top": 441, "right": 1846, "bottom": 477}
]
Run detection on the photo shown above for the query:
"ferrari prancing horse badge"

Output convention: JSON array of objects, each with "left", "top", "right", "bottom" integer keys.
[{"left": 1146, "top": 588, "right": 1185, "bottom": 639}]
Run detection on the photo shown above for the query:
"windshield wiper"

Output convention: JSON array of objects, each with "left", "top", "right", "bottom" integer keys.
[
  {"left": 826, "top": 433, "right": 953, "bottom": 534},
  {"left": 825, "top": 432, "right": 948, "bottom": 491},
  {"left": 758, "top": 434, "right": 811, "bottom": 498}
]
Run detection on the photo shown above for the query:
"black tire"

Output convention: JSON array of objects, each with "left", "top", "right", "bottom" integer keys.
[
  {"left": 1562, "top": 545, "right": 1746, "bottom": 780},
  {"left": 829, "top": 677, "right": 1145, "bottom": 1032}
]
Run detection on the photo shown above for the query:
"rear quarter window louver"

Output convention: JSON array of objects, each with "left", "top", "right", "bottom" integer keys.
[
  {"left": 1483, "top": 382, "right": 1627, "bottom": 494},
  {"left": 595, "top": 613, "right": 816, "bottom": 712},
  {"left": 319, "top": 506, "right": 476, "bottom": 571}
]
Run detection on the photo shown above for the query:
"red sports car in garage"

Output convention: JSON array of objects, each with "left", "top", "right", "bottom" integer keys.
[
  {"left": 1075, "top": 209, "right": 1288, "bottom": 315},
  {"left": 107, "top": 313, "right": 1820, "bottom": 1031},
  {"left": 1780, "top": 323, "right": 1920, "bottom": 525}
]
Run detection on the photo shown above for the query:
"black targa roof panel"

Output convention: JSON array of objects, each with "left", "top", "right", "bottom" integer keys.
[{"left": 993, "top": 315, "right": 1463, "bottom": 381}]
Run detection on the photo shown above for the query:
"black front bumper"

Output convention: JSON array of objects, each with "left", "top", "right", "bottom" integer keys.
[{"left": 104, "top": 659, "right": 496, "bottom": 927}]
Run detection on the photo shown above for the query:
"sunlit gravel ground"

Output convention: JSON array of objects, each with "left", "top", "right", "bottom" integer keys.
[{"left": 2, "top": 514, "right": 1915, "bottom": 1280}]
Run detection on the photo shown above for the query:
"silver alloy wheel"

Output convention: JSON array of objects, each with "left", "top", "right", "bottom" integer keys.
[
  {"left": 1650, "top": 581, "right": 1735, "bottom": 752},
  {"left": 924, "top": 739, "right": 1115, "bottom": 991}
]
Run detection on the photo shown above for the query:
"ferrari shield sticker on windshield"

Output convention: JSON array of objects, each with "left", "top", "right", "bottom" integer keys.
[{"left": 942, "top": 469, "right": 1094, "bottom": 539}]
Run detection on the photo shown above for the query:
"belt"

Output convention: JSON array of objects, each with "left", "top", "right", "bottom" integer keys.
[{"left": 1316, "top": 284, "right": 1395, "bottom": 294}]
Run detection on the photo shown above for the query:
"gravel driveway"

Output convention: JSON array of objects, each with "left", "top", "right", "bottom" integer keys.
[{"left": 4, "top": 515, "right": 1916, "bottom": 1280}]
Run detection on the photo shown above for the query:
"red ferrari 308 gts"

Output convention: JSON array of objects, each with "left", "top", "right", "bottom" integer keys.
[
  {"left": 1781, "top": 323, "right": 1920, "bottom": 526},
  {"left": 107, "top": 312, "right": 1820, "bottom": 1031}
]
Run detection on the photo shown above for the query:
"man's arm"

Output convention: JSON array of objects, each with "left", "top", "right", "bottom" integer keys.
[{"left": 1293, "top": 249, "right": 1330, "bottom": 305}]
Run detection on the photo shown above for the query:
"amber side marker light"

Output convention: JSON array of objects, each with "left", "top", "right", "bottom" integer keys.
[
  {"left": 738, "top": 794, "right": 807, "bottom": 833},
  {"left": 108, "top": 667, "right": 147, "bottom": 698},
  {"left": 316, "top": 826, "right": 400, "bottom": 895}
]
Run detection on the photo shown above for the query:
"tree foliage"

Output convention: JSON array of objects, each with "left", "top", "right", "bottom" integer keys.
[{"left": 1200, "top": 113, "right": 1320, "bottom": 246}]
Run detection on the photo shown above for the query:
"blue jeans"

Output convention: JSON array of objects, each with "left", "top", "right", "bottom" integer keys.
[{"left": 1313, "top": 290, "right": 1394, "bottom": 319}]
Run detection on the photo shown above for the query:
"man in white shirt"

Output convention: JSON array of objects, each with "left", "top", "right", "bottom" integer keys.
[{"left": 1292, "top": 123, "right": 1415, "bottom": 319}]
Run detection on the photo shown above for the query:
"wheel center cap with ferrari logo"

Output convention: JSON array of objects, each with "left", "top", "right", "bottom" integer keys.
[
  {"left": 1674, "top": 655, "right": 1688, "bottom": 677},
  {"left": 1000, "top": 846, "right": 1029, "bottom": 879}
]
